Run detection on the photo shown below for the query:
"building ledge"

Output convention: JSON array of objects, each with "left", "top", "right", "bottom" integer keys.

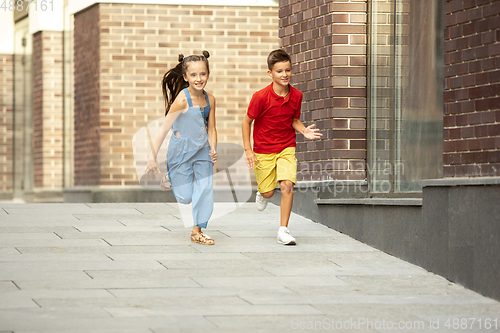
[
  {"left": 315, "top": 198, "right": 422, "bottom": 206},
  {"left": 296, "top": 180, "right": 367, "bottom": 189},
  {"left": 421, "top": 177, "right": 500, "bottom": 187}
]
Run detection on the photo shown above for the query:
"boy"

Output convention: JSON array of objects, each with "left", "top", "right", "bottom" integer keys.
[{"left": 242, "top": 49, "right": 322, "bottom": 245}]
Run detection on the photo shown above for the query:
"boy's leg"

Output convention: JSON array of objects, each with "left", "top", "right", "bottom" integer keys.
[
  {"left": 254, "top": 152, "right": 278, "bottom": 210},
  {"left": 276, "top": 147, "right": 297, "bottom": 244},
  {"left": 279, "top": 180, "right": 294, "bottom": 227}
]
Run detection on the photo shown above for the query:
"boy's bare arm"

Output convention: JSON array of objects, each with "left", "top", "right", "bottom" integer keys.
[
  {"left": 292, "top": 118, "right": 323, "bottom": 140},
  {"left": 242, "top": 115, "right": 257, "bottom": 169}
]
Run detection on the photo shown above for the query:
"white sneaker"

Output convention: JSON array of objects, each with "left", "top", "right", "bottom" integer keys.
[
  {"left": 255, "top": 192, "right": 268, "bottom": 211},
  {"left": 277, "top": 227, "right": 296, "bottom": 245}
]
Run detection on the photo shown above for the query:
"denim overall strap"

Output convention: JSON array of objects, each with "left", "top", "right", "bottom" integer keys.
[{"left": 183, "top": 88, "right": 193, "bottom": 108}]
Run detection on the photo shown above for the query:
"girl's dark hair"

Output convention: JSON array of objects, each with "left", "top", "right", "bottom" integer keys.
[{"left": 161, "top": 50, "right": 210, "bottom": 115}]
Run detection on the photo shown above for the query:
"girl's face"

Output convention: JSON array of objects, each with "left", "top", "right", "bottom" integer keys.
[{"left": 183, "top": 61, "right": 209, "bottom": 91}]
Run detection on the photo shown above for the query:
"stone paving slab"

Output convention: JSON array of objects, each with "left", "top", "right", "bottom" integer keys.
[
  {"left": 15, "top": 245, "right": 199, "bottom": 255},
  {"left": 0, "top": 202, "right": 499, "bottom": 333}
]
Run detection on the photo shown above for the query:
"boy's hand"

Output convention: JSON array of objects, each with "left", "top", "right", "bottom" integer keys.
[
  {"left": 245, "top": 149, "right": 257, "bottom": 169},
  {"left": 303, "top": 124, "right": 323, "bottom": 140}
]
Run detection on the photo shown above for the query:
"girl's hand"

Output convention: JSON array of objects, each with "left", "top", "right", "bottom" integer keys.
[
  {"left": 160, "top": 173, "right": 171, "bottom": 191},
  {"left": 209, "top": 149, "right": 217, "bottom": 164},
  {"left": 145, "top": 159, "right": 160, "bottom": 179},
  {"left": 303, "top": 124, "right": 323, "bottom": 140},
  {"left": 245, "top": 149, "right": 257, "bottom": 170}
]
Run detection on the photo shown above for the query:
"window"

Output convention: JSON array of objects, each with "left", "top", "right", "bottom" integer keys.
[{"left": 368, "top": 0, "right": 444, "bottom": 194}]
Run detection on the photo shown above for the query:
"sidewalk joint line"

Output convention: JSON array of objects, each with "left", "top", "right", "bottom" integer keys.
[
  {"left": 2, "top": 208, "right": 8, "bottom": 214},
  {"left": 157, "top": 261, "right": 168, "bottom": 269},
  {"left": 15, "top": 247, "right": 22, "bottom": 254},
  {"left": 134, "top": 208, "right": 145, "bottom": 215},
  {"left": 237, "top": 295, "right": 254, "bottom": 305},
  {"left": 102, "top": 238, "right": 113, "bottom": 247},
  {"left": 105, "top": 289, "right": 117, "bottom": 298},
  {"left": 11, "top": 281, "right": 21, "bottom": 290},
  {"left": 189, "top": 277, "right": 203, "bottom": 287},
  {"left": 261, "top": 267, "right": 276, "bottom": 276},
  {"left": 84, "top": 271, "right": 94, "bottom": 280},
  {"left": 328, "top": 259, "right": 342, "bottom": 267},
  {"left": 218, "top": 230, "right": 231, "bottom": 238},
  {"left": 190, "top": 245, "right": 202, "bottom": 253},
  {"left": 117, "top": 220, "right": 126, "bottom": 226},
  {"left": 73, "top": 226, "right": 82, "bottom": 233},
  {"left": 284, "top": 286, "right": 300, "bottom": 295},
  {"left": 31, "top": 298, "right": 42, "bottom": 308},
  {"left": 161, "top": 226, "right": 171, "bottom": 231},
  {"left": 54, "top": 232, "right": 63, "bottom": 240}
]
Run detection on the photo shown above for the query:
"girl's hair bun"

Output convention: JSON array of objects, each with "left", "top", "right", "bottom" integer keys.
[
  {"left": 202, "top": 50, "right": 210, "bottom": 59},
  {"left": 178, "top": 54, "right": 184, "bottom": 62}
]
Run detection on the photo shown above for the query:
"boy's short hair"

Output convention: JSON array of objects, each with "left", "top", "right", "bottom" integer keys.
[{"left": 267, "top": 49, "right": 292, "bottom": 70}]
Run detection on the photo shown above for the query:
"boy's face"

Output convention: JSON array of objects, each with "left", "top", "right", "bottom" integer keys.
[{"left": 267, "top": 61, "right": 292, "bottom": 88}]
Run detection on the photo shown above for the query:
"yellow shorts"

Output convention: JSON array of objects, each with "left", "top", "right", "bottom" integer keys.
[{"left": 254, "top": 147, "right": 297, "bottom": 193}]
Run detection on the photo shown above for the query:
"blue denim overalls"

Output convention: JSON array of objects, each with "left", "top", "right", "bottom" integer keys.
[{"left": 166, "top": 88, "right": 213, "bottom": 228}]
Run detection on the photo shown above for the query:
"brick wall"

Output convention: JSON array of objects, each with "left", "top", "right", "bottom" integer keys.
[
  {"left": 443, "top": 0, "right": 500, "bottom": 177},
  {"left": 74, "top": 4, "right": 101, "bottom": 186},
  {"left": 280, "top": 0, "right": 367, "bottom": 181},
  {"left": 74, "top": 3, "right": 278, "bottom": 187},
  {"left": 0, "top": 54, "right": 14, "bottom": 194},
  {"left": 32, "top": 31, "right": 64, "bottom": 189},
  {"left": 33, "top": 32, "right": 43, "bottom": 187}
]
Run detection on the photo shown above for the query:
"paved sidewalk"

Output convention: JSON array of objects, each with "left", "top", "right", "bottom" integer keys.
[{"left": 0, "top": 202, "right": 499, "bottom": 333}]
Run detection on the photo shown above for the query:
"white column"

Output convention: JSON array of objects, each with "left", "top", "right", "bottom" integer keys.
[
  {"left": 28, "top": 0, "right": 64, "bottom": 34},
  {"left": 0, "top": 10, "right": 14, "bottom": 53}
]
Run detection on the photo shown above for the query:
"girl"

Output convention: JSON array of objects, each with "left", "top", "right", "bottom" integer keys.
[{"left": 145, "top": 51, "right": 217, "bottom": 245}]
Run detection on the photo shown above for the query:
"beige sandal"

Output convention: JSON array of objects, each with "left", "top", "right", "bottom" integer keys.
[{"left": 191, "top": 232, "right": 214, "bottom": 245}]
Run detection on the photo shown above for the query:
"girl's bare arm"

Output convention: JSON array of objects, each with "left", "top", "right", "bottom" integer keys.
[
  {"left": 207, "top": 94, "right": 218, "bottom": 163},
  {"left": 145, "top": 94, "right": 186, "bottom": 177}
]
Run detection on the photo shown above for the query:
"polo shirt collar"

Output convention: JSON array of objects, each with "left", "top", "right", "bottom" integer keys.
[{"left": 269, "top": 82, "right": 292, "bottom": 101}]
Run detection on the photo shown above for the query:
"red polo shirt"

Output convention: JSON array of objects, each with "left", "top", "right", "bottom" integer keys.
[{"left": 247, "top": 83, "right": 303, "bottom": 154}]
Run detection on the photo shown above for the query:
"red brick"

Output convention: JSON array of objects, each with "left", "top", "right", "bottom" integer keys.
[
  {"left": 475, "top": 124, "right": 489, "bottom": 137},
  {"left": 488, "top": 124, "right": 500, "bottom": 136},
  {"left": 444, "top": 115, "right": 456, "bottom": 127}
]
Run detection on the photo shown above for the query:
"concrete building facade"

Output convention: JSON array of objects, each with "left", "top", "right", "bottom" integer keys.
[{"left": 275, "top": 0, "right": 499, "bottom": 301}]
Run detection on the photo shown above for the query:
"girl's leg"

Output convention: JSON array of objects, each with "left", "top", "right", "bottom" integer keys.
[
  {"left": 169, "top": 162, "right": 195, "bottom": 228},
  {"left": 192, "top": 160, "right": 214, "bottom": 228},
  {"left": 190, "top": 161, "right": 214, "bottom": 245},
  {"left": 169, "top": 163, "right": 194, "bottom": 205}
]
